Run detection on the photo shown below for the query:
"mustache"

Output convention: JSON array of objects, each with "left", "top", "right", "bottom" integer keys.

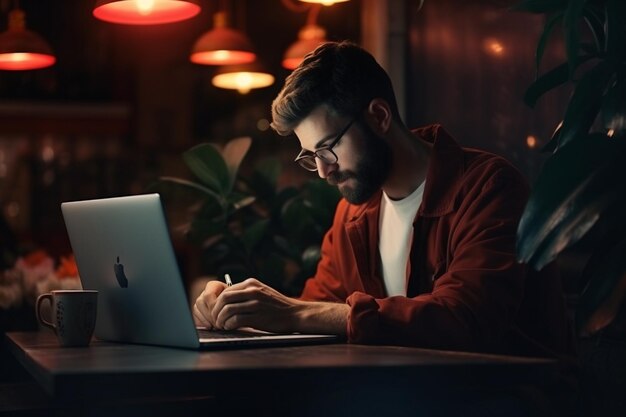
[{"left": 327, "top": 170, "right": 357, "bottom": 186}]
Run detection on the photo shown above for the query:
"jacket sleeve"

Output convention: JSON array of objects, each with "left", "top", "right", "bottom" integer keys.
[{"left": 346, "top": 166, "right": 529, "bottom": 352}]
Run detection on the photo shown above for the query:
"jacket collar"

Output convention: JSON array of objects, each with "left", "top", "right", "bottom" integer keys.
[
  {"left": 415, "top": 124, "right": 465, "bottom": 217},
  {"left": 347, "top": 124, "right": 465, "bottom": 222}
]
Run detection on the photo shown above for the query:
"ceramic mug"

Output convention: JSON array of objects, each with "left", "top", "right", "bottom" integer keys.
[{"left": 36, "top": 290, "right": 98, "bottom": 347}]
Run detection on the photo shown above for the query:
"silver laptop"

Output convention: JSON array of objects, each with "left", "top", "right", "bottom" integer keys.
[{"left": 61, "top": 193, "right": 337, "bottom": 349}]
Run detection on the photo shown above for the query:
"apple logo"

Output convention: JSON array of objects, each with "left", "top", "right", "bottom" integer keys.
[{"left": 113, "top": 256, "right": 129, "bottom": 288}]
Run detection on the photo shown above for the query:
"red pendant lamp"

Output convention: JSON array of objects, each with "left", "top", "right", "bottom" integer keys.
[
  {"left": 93, "top": 0, "right": 201, "bottom": 25},
  {"left": 282, "top": 4, "right": 326, "bottom": 70},
  {"left": 190, "top": 11, "right": 256, "bottom": 66},
  {"left": 0, "top": 8, "right": 56, "bottom": 71}
]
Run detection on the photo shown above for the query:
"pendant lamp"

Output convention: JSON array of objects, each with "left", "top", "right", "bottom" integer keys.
[
  {"left": 212, "top": 62, "right": 274, "bottom": 94},
  {"left": 282, "top": 4, "right": 326, "bottom": 70},
  {"left": 0, "top": 8, "right": 56, "bottom": 71},
  {"left": 282, "top": 24, "right": 326, "bottom": 70},
  {"left": 93, "top": 0, "right": 201, "bottom": 25},
  {"left": 190, "top": 11, "right": 256, "bottom": 66},
  {"left": 298, "top": 0, "right": 349, "bottom": 5}
]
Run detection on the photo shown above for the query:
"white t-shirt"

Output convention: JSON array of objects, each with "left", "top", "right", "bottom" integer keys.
[{"left": 378, "top": 181, "right": 425, "bottom": 296}]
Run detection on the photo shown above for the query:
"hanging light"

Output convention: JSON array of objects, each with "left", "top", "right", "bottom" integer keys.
[
  {"left": 0, "top": 8, "right": 56, "bottom": 71},
  {"left": 190, "top": 11, "right": 256, "bottom": 66},
  {"left": 212, "top": 62, "right": 274, "bottom": 94},
  {"left": 283, "top": 24, "right": 326, "bottom": 70},
  {"left": 282, "top": 4, "right": 326, "bottom": 70},
  {"left": 93, "top": 0, "right": 201, "bottom": 25},
  {"left": 298, "top": 0, "right": 349, "bottom": 5}
]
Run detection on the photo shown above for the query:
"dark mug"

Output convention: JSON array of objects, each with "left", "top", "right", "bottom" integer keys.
[{"left": 36, "top": 290, "right": 98, "bottom": 347}]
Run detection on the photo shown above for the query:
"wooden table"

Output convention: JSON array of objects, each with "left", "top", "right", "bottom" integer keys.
[{"left": 4, "top": 331, "right": 559, "bottom": 416}]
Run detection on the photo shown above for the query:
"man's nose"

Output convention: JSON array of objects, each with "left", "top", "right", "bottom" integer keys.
[{"left": 316, "top": 158, "right": 335, "bottom": 179}]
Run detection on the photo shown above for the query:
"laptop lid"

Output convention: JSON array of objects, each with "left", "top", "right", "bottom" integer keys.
[{"left": 61, "top": 194, "right": 336, "bottom": 349}]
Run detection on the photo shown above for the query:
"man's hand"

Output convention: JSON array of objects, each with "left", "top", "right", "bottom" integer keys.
[
  {"left": 193, "top": 280, "right": 228, "bottom": 328},
  {"left": 211, "top": 278, "right": 349, "bottom": 336}
]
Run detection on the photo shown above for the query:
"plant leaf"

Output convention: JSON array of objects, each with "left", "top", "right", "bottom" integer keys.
[
  {"left": 524, "top": 62, "right": 570, "bottom": 108},
  {"left": 183, "top": 143, "right": 230, "bottom": 195},
  {"left": 255, "top": 158, "right": 282, "bottom": 190},
  {"left": 563, "top": 0, "right": 588, "bottom": 75},
  {"left": 606, "top": 0, "right": 626, "bottom": 61},
  {"left": 222, "top": 136, "right": 252, "bottom": 193},
  {"left": 535, "top": 12, "right": 564, "bottom": 76},
  {"left": 147, "top": 176, "right": 222, "bottom": 202},
  {"left": 511, "top": 0, "right": 568, "bottom": 13},
  {"left": 241, "top": 219, "right": 269, "bottom": 254},
  {"left": 577, "top": 236, "right": 626, "bottom": 337},
  {"left": 558, "top": 61, "right": 614, "bottom": 149},
  {"left": 517, "top": 133, "right": 626, "bottom": 270},
  {"left": 602, "top": 76, "right": 626, "bottom": 132},
  {"left": 541, "top": 121, "right": 563, "bottom": 153},
  {"left": 582, "top": 5, "right": 605, "bottom": 54}
]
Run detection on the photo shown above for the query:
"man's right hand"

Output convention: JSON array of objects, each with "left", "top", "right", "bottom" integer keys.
[{"left": 193, "top": 280, "right": 228, "bottom": 328}]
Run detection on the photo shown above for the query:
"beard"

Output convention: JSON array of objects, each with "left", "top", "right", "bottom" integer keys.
[{"left": 327, "top": 122, "right": 392, "bottom": 205}]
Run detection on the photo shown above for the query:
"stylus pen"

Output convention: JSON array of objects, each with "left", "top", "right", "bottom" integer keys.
[{"left": 224, "top": 274, "right": 233, "bottom": 287}]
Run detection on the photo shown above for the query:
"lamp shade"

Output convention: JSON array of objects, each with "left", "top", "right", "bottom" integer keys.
[
  {"left": 93, "top": 0, "right": 201, "bottom": 25},
  {"left": 282, "top": 24, "right": 326, "bottom": 70},
  {"left": 190, "top": 12, "right": 256, "bottom": 66},
  {"left": 298, "top": 0, "right": 350, "bottom": 5},
  {"left": 212, "top": 62, "right": 274, "bottom": 94},
  {"left": 0, "top": 9, "right": 55, "bottom": 71}
]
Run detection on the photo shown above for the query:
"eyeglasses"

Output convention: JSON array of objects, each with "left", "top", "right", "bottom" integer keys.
[{"left": 294, "top": 117, "right": 357, "bottom": 172}]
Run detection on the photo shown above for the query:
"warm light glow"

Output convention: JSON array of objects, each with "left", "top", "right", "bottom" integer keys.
[
  {"left": 136, "top": 0, "right": 156, "bottom": 15},
  {"left": 0, "top": 52, "right": 56, "bottom": 70},
  {"left": 608, "top": 129, "right": 615, "bottom": 138},
  {"left": 93, "top": 0, "right": 200, "bottom": 25},
  {"left": 526, "top": 135, "right": 537, "bottom": 149},
  {"left": 299, "top": 0, "right": 350, "bottom": 5},
  {"left": 190, "top": 50, "right": 255, "bottom": 66},
  {"left": 483, "top": 38, "right": 505, "bottom": 56},
  {"left": 212, "top": 71, "right": 275, "bottom": 94},
  {"left": 283, "top": 24, "right": 326, "bottom": 70}
]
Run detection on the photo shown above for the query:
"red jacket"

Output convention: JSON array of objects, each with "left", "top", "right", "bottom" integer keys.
[{"left": 300, "top": 125, "right": 572, "bottom": 357}]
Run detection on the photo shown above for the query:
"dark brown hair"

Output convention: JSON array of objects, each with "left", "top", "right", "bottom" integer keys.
[{"left": 271, "top": 41, "right": 400, "bottom": 136}]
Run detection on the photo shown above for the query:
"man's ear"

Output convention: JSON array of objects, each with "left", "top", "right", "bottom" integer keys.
[{"left": 366, "top": 99, "right": 393, "bottom": 134}]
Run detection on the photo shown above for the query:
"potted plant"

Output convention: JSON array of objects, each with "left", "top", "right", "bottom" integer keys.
[
  {"left": 514, "top": 0, "right": 626, "bottom": 338},
  {"left": 148, "top": 137, "right": 340, "bottom": 296},
  {"left": 514, "top": 0, "right": 626, "bottom": 413}
]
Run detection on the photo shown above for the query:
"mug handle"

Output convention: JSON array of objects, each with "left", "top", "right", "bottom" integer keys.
[{"left": 36, "top": 293, "right": 55, "bottom": 330}]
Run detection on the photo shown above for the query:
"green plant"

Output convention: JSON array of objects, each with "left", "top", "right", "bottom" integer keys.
[
  {"left": 148, "top": 137, "right": 340, "bottom": 296},
  {"left": 514, "top": 0, "right": 626, "bottom": 336}
]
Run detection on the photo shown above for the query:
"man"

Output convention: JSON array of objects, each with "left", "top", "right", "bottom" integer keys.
[{"left": 193, "top": 41, "right": 571, "bottom": 357}]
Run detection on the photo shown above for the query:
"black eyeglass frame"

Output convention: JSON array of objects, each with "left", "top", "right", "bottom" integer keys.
[{"left": 293, "top": 116, "right": 357, "bottom": 172}]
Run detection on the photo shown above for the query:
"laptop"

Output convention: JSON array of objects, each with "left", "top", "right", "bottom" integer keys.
[{"left": 61, "top": 193, "right": 337, "bottom": 349}]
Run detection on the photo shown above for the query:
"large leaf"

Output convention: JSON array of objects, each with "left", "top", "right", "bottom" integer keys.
[
  {"left": 541, "top": 121, "right": 563, "bottom": 153},
  {"left": 511, "top": 0, "right": 568, "bottom": 13},
  {"left": 558, "top": 61, "right": 614, "bottom": 149},
  {"left": 517, "top": 133, "right": 626, "bottom": 270},
  {"left": 602, "top": 76, "right": 626, "bottom": 132},
  {"left": 524, "top": 62, "right": 570, "bottom": 108},
  {"left": 222, "top": 136, "right": 252, "bottom": 193},
  {"left": 535, "top": 12, "right": 564, "bottom": 76},
  {"left": 563, "top": 0, "right": 588, "bottom": 74},
  {"left": 241, "top": 219, "right": 269, "bottom": 254},
  {"left": 147, "top": 176, "right": 221, "bottom": 202},
  {"left": 577, "top": 236, "right": 626, "bottom": 337},
  {"left": 582, "top": 5, "right": 605, "bottom": 54},
  {"left": 183, "top": 143, "right": 230, "bottom": 195},
  {"left": 524, "top": 55, "right": 594, "bottom": 108},
  {"left": 606, "top": 0, "right": 626, "bottom": 61}
]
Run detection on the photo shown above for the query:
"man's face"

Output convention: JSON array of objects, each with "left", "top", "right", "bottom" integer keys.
[{"left": 294, "top": 105, "right": 392, "bottom": 204}]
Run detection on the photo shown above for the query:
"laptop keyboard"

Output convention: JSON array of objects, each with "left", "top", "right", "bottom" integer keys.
[{"left": 197, "top": 328, "right": 270, "bottom": 339}]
